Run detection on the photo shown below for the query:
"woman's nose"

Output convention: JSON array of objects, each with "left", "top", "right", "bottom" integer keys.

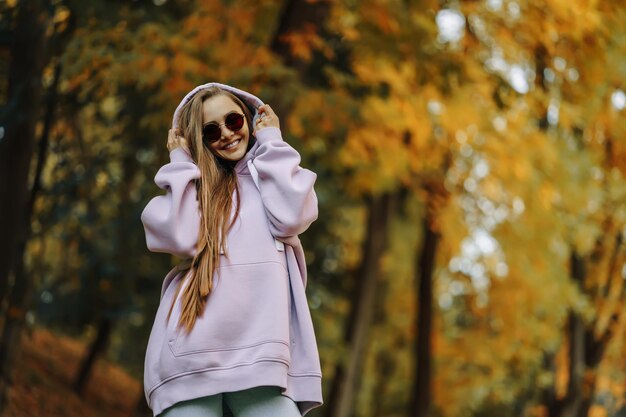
[{"left": 220, "top": 124, "right": 236, "bottom": 139}]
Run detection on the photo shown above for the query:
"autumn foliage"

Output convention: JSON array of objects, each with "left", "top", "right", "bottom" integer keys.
[{"left": 1, "top": 1, "right": 625, "bottom": 417}]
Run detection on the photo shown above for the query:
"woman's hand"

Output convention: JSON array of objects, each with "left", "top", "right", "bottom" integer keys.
[
  {"left": 167, "top": 128, "right": 190, "bottom": 153},
  {"left": 254, "top": 104, "right": 280, "bottom": 134}
]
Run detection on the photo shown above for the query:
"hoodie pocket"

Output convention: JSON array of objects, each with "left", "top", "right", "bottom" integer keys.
[{"left": 168, "top": 261, "right": 290, "bottom": 357}]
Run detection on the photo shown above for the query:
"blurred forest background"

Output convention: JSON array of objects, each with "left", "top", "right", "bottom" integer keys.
[{"left": 0, "top": 0, "right": 625, "bottom": 416}]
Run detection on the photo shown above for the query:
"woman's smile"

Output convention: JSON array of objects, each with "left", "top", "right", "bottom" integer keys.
[{"left": 223, "top": 138, "right": 242, "bottom": 150}]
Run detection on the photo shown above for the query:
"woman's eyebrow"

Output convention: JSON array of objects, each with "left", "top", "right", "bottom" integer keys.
[
  {"left": 202, "top": 111, "right": 242, "bottom": 127},
  {"left": 202, "top": 118, "right": 221, "bottom": 127}
]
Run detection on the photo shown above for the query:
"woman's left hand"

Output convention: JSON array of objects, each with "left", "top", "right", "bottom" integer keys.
[{"left": 254, "top": 104, "right": 280, "bottom": 134}]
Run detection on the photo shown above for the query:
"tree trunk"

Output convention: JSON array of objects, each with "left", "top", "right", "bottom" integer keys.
[
  {"left": 546, "top": 241, "right": 623, "bottom": 417},
  {"left": 269, "top": 0, "right": 331, "bottom": 120},
  {"left": 0, "top": 0, "right": 49, "bottom": 312},
  {"left": 73, "top": 318, "right": 112, "bottom": 395},
  {"left": 547, "top": 254, "right": 585, "bottom": 417},
  {"left": 408, "top": 217, "right": 439, "bottom": 417},
  {"left": 270, "top": 0, "right": 330, "bottom": 68},
  {"left": 559, "top": 313, "right": 585, "bottom": 417},
  {"left": 0, "top": 0, "right": 50, "bottom": 413},
  {"left": 543, "top": 253, "right": 585, "bottom": 417},
  {"left": 324, "top": 192, "right": 396, "bottom": 417},
  {"left": 541, "top": 352, "right": 559, "bottom": 417},
  {"left": 1, "top": 48, "right": 60, "bottom": 411},
  {"left": 577, "top": 233, "right": 624, "bottom": 417}
]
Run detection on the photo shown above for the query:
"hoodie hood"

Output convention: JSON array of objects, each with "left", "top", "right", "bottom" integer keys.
[
  {"left": 172, "top": 82, "right": 265, "bottom": 173},
  {"left": 172, "top": 82, "right": 265, "bottom": 129}
]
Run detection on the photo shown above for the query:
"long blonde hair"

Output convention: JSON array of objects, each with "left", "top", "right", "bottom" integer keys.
[{"left": 168, "top": 87, "right": 255, "bottom": 333}]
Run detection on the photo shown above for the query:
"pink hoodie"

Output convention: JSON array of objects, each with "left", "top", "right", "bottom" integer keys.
[{"left": 140, "top": 83, "right": 323, "bottom": 416}]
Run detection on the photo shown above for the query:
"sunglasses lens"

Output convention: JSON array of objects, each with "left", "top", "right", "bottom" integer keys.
[
  {"left": 202, "top": 124, "right": 221, "bottom": 142},
  {"left": 202, "top": 113, "right": 244, "bottom": 144},
  {"left": 225, "top": 113, "right": 244, "bottom": 131}
]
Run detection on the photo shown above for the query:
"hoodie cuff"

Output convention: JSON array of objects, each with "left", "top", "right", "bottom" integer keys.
[
  {"left": 254, "top": 127, "right": 283, "bottom": 144},
  {"left": 169, "top": 147, "right": 193, "bottom": 163}
]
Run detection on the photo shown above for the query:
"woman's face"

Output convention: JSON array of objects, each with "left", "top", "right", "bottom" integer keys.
[{"left": 202, "top": 94, "right": 250, "bottom": 162}]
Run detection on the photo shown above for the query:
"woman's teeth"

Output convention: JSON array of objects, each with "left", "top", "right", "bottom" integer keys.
[{"left": 224, "top": 139, "right": 240, "bottom": 150}]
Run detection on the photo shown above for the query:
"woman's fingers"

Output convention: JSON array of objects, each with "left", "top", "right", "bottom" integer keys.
[
  {"left": 258, "top": 104, "right": 276, "bottom": 118},
  {"left": 255, "top": 105, "right": 280, "bottom": 132},
  {"left": 257, "top": 104, "right": 273, "bottom": 116},
  {"left": 167, "top": 129, "right": 176, "bottom": 151},
  {"left": 167, "top": 128, "right": 188, "bottom": 152}
]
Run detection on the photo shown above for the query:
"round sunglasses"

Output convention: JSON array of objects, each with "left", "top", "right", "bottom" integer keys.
[{"left": 202, "top": 112, "right": 245, "bottom": 144}]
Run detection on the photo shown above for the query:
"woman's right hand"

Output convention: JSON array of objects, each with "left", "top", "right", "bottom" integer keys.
[{"left": 167, "top": 128, "right": 190, "bottom": 153}]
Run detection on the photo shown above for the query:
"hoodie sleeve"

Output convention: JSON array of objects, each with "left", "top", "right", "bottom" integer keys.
[
  {"left": 140, "top": 147, "right": 201, "bottom": 259},
  {"left": 250, "top": 127, "right": 318, "bottom": 240}
]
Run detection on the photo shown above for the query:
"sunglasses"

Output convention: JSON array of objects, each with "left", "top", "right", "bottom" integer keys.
[{"left": 202, "top": 112, "right": 245, "bottom": 144}]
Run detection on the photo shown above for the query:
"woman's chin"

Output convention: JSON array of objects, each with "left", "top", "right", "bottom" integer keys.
[
  {"left": 217, "top": 148, "right": 246, "bottom": 162},
  {"left": 210, "top": 136, "right": 250, "bottom": 163}
]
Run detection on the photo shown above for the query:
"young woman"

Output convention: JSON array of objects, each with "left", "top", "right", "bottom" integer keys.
[{"left": 140, "top": 83, "right": 323, "bottom": 417}]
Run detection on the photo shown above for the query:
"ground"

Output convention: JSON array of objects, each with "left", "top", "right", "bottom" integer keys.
[{"left": 6, "top": 327, "right": 143, "bottom": 417}]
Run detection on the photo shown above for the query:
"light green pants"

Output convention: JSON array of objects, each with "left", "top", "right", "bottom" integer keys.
[{"left": 159, "top": 386, "right": 302, "bottom": 417}]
